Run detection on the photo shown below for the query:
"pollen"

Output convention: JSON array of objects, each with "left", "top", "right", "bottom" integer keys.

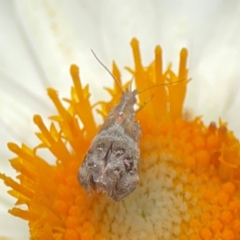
[{"left": 1, "top": 38, "right": 240, "bottom": 240}]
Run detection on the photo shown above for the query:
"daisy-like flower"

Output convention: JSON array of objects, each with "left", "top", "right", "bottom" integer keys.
[
  {"left": 1, "top": 1, "right": 240, "bottom": 240},
  {"left": 1, "top": 36, "right": 240, "bottom": 239}
]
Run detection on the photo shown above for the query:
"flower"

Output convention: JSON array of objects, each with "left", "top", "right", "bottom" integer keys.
[
  {"left": 1, "top": 37, "right": 240, "bottom": 240},
  {"left": 2, "top": 2, "right": 240, "bottom": 239}
]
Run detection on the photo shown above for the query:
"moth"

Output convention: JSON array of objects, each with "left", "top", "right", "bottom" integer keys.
[
  {"left": 78, "top": 51, "right": 141, "bottom": 201},
  {"left": 78, "top": 51, "right": 187, "bottom": 201}
]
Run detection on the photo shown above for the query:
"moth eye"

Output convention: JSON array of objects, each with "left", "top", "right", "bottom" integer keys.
[
  {"left": 123, "top": 156, "right": 133, "bottom": 171},
  {"left": 114, "top": 147, "right": 125, "bottom": 157},
  {"left": 96, "top": 143, "right": 105, "bottom": 152}
]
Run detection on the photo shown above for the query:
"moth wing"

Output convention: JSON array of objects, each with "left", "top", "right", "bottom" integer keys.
[
  {"left": 112, "top": 171, "right": 139, "bottom": 201},
  {"left": 78, "top": 158, "right": 91, "bottom": 195}
]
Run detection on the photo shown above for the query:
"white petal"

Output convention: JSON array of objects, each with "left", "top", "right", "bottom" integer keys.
[
  {"left": 12, "top": 1, "right": 240, "bottom": 138},
  {"left": 0, "top": 211, "right": 28, "bottom": 239}
]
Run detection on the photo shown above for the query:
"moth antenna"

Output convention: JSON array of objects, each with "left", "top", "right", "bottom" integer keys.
[
  {"left": 138, "top": 77, "right": 191, "bottom": 95},
  {"left": 136, "top": 94, "right": 155, "bottom": 113},
  {"left": 91, "top": 49, "right": 124, "bottom": 94}
]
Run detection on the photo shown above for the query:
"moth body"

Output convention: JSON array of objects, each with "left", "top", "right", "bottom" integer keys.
[{"left": 78, "top": 88, "right": 141, "bottom": 201}]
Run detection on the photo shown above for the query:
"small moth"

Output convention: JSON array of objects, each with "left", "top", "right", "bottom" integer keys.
[
  {"left": 78, "top": 51, "right": 187, "bottom": 201},
  {"left": 78, "top": 51, "right": 141, "bottom": 201}
]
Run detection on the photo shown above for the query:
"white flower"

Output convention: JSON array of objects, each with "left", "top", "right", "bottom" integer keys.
[{"left": 1, "top": 1, "right": 240, "bottom": 239}]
